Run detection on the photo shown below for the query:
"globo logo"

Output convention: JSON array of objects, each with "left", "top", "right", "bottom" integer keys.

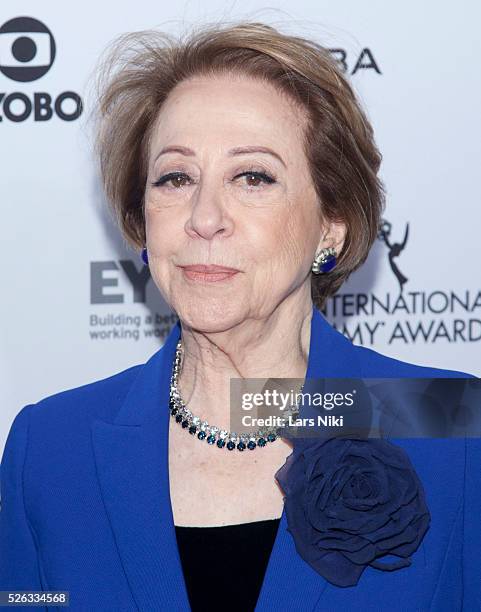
[
  {"left": 0, "top": 91, "right": 82, "bottom": 122},
  {"left": 0, "top": 16, "right": 55, "bottom": 82},
  {"left": 0, "top": 16, "right": 83, "bottom": 122}
]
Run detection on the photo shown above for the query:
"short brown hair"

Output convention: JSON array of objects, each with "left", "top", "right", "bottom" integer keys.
[{"left": 92, "top": 20, "right": 386, "bottom": 309}]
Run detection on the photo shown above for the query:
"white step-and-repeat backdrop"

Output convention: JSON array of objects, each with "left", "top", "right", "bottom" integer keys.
[{"left": 1, "top": 1, "right": 480, "bottom": 451}]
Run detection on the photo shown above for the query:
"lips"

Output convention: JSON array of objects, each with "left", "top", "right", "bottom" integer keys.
[
  {"left": 180, "top": 264, "right": 239, "bottom": 273},
  {"left": 179, "top": 264, "right": 240, "bottom": 283}
]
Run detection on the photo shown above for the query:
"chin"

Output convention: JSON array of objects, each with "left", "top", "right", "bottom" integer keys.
[{"left": 176, "top": 298, "right": 246, "bottom": 333}]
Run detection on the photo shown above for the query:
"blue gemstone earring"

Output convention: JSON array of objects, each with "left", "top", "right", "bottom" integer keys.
[
  {"left": 312, "top": 247, "right": 337, "bottom": 274},
  {"left": 141, "top": 247, "right": 149, "bottom": 265}
]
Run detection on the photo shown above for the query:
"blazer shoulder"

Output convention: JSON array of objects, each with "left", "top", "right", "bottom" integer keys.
[
  {"left": 27, "top": 362, "right": 143, "bottom": 428},
  {"left": 353, "top": 343, "right": 477, "bottom": 378}
]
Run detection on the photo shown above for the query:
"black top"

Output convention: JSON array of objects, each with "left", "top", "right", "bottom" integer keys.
[{"left": 175, "top": 517, "right": 281, "bottom": 612}]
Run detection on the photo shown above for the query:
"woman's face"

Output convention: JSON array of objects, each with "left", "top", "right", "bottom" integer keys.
[{"left": 144, "top": 73, "right": 334, "bottom": 331}]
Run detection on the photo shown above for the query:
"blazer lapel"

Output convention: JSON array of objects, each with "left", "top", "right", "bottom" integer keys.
[
  {"left": 90, "top": 318, "right": 188, "bottom": 611},
  {"left": 90, "top": 306, "right": 363, "bottom": 611},
  {"left": 255, "top": 306, "right": 363, "bottom": 611}
]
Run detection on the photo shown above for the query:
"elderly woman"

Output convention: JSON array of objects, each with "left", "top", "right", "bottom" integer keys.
[{"left": 1, "top": 21, "right": 479, "bottom": 612}]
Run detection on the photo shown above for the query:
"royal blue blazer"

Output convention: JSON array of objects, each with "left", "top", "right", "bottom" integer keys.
[{"left": 1, "top": 306, "right": 480, "bottom": 611}]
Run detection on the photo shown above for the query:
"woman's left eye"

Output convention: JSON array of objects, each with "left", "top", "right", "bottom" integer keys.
[{"left": 234, "top": 171, "right": 276, "bottom": 187}]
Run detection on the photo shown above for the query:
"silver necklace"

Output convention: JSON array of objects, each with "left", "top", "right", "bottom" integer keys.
[{"left": 169, "top": 338, "right": 304, "bottom": 451}]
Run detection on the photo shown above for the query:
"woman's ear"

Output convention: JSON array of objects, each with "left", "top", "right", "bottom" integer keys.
[{"left": 317, "top": 220, "right": 347, "bottom": 254}]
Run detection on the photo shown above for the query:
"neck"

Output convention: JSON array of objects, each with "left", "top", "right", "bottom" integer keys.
[{"left": 175, "top": 291, "right": 314, "bottom": 430}]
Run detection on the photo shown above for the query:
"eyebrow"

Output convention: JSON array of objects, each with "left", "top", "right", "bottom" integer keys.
[{"left": 153, "top": 145, "right": 286, "bottom": 168}]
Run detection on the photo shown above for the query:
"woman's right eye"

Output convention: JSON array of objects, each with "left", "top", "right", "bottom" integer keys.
[{"left": 151, "top": 172, "right": 192, "bottom": 189}]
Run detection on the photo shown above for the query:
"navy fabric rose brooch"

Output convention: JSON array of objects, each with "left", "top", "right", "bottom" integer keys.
[{"left": 275, "top": 437, "right": 431, "bottom": 587}]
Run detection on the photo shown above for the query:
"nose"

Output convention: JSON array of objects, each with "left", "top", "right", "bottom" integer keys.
[{"left": 185, "top": 181, "right": 234, "bottom": 240}]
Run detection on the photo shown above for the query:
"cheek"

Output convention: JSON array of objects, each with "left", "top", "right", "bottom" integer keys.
[
  {"left": 275, "top": 203, "right": 317, "bottom": 271},
  {"left": 145, "top": 206, "right": 178, "bottom": 256}
]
